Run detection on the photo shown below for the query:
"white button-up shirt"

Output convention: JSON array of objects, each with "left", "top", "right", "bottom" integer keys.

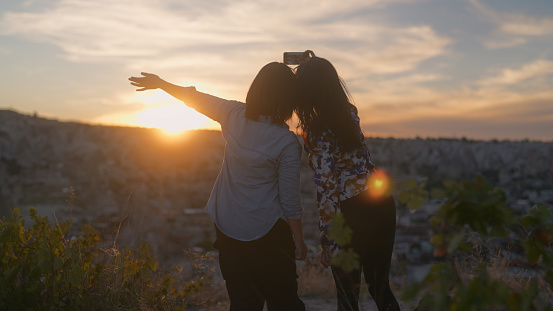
[{"left": 187, "top": 90, "right": 303, "bottom": 241}]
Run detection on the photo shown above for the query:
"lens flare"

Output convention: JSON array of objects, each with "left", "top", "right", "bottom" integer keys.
[{"left": 368, "top": 170, "right": 390, "bottom": 198}]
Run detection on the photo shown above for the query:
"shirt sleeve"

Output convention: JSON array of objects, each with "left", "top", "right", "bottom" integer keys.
[
  {"left": 278, "top": 140, "right": 303, "bottom": 220},
  {"left": 185, "top": 89, "right": 243, "bottom": 125},
  {"left": 309, "top": 133, "right": 340, "bottom": 251}
]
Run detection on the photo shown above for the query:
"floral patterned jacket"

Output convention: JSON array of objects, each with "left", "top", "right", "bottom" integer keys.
[{"left": 304, "top": 107, "right": 376, "bottom": 251}]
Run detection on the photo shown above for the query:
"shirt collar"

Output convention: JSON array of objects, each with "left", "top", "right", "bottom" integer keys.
[{"left": 258, "top": 115, "right": 289, "bottom": 129}]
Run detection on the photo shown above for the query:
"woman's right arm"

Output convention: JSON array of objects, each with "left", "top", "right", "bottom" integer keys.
[
  {"left": 129, "top": 72, "right": 235, "bottom": 122},
  {"left": 309, "top": 134, "right": 341, "bottom": 268}
]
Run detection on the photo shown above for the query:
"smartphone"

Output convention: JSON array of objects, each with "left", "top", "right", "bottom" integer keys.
[{"left": 283, "top": 52, "right": 306, "bottom": 65}]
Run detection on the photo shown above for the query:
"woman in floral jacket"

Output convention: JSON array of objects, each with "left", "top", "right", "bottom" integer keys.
[{"left": 295, "top": 55, "right": 400, "bottom": 311}]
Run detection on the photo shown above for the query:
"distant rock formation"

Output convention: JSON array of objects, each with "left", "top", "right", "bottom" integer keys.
[
  {"left": 0, "top": 109, "right": 225, "bottom": 213},
  {"left": 1, "top": 109, "right": 551, "bottom": 263},
  {"left": 367, "top": 137, "right": 553, "bottom": 204}
]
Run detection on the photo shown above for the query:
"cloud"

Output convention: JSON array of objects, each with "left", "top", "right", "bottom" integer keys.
[
  {"left": 1, "top": 0, "right": 262, "bottom": 60},
  {"left": 334, "top": 26, "right": 450, "bottom": 75},
  {"left": 0, "top": 0, "right": 449, "bottom": 73},
  {"left": 363, "top": 95, "right": 553, "bottom": 140},
  {"left": 470, "top": 0, "right": 553, "bottom": 36},
  {"left": 0, "top": 0, "right": 450, "bottom": 106},
  {"left": 13, "top": 0, "right": 552, "bottom": 142},
  {"left": 353, "top": 57, "right": 553, "bottom": 140},
  {"left": 370, "top": 115, "right": 553, "bottom": 141},
  {"left": 349, "top": 73, "right": 446, "bottom": 119},
  {"left": 369, "top": 73, "right": 444, "bottom": 91},
  {"left": 483, "top": 37, "right": 526, "bottom": 50},
  {"left": 0, "top": 47, "right": 11, "bottom": 54},
  {"left": 470, "top": 98, "right": 553, "bottom": 122},
  {"left": 479, "top": 59, "right": 553, "bottom": 86}
]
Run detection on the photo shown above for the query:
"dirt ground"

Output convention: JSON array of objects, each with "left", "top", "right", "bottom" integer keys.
[
  {"left": 191, "top": 296, "right": 410, "bottom": 310},
  {"left": 184, "top": 252, "right": 414, "bottom": 311},
  {"left": 191, "top": 298, "right": 374, "bottom": 311}
]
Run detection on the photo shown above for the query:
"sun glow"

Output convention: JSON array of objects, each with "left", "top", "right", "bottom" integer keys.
[
  {"left": 134, "top": 104, "right": 214, "bottom": 134},
  {"left": 130, "top": 90, "right": 217, "bottom": 134}
]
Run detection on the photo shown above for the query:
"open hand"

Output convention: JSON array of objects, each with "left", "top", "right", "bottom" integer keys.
[
  {"left": 129, "top": 72, "right": 163, "bottom": 91},
  {"left": 321, "top": 248, "right": 332, "bottom": 268}
]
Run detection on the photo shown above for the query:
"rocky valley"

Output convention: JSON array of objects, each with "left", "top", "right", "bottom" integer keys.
[{"left": 1, "top": 109, "right": 552, "bottom": 279}]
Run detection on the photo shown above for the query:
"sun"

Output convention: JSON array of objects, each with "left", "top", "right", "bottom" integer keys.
[
  {"left": 134, "top": 104, "right": 215, "bottom": 134},
  {"left": 129, "top": 90, "right": 218, "bottom": 134}
]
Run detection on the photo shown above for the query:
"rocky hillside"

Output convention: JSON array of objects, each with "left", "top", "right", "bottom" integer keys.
[
  {"left": 368, "top": 136, "right": 552, "bottom": 203},
  {"left": 1, "top": 109, "right": 552, "bottom": 264},
  {"left": 0, "top": 109, "right": 225, "bottom": 213}
]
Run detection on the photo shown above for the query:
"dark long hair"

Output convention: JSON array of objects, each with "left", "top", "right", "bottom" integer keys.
[
  {"left": 245, "top": 62, "right": 296, "bottom": 124},
  {"left": 295, "top": 57, "right": 362, "bottom": 152}
]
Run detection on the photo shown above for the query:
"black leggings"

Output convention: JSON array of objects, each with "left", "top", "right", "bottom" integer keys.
[
  {"left": 331, "top": 192, "right": 400, "bottom": 311},
  {"left": 214, "top": 219, "right": 305, "bottom": 311}
]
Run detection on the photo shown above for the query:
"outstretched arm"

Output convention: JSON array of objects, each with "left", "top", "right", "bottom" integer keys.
[
  {"left": 129, "top": 72, "right": 196, "bottom": 102},
  {"left": 129, "top": 72, "right": 235, "bottom": 123}
]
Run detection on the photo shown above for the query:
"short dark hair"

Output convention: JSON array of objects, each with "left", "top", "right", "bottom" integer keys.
[{"left": 245, "top": 62, "right": 296, "bottom": 124}]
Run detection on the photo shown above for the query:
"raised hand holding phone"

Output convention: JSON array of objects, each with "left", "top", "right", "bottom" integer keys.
[{"left": 283, "top": 50, "right": 315, "bottom": 65}]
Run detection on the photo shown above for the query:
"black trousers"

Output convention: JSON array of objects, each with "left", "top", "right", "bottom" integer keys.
[
  {"left": 331, "top": 192, "right": 401, "bottom": 311},
  {"left": 214, "top": 219, "right": 305, "bottom": 311}
]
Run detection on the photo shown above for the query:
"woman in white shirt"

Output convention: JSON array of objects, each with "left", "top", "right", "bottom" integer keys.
[{"left": 129, "top": 62, "right": 307, "bottom": 311}]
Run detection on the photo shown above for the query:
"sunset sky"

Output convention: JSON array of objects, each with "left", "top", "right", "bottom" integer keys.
[{"left": 1, "top": 0, "right": 552, "bottom": 140}]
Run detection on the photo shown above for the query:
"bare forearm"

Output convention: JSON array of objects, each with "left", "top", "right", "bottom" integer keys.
[
  {"left": 158, "top": 79, "right": 196, "bottom": 103},
  {"left": 130, "top": 72, "right": 233, "bottom": 122},
  {"left": 288, "top": 218, "right": 307, "bottom": 260},
  {"left": 288, "top": 218, "right": 304, "bottom": 242},
  {"left": 157, "top": 78, "right": 228, "bottom": 120}
]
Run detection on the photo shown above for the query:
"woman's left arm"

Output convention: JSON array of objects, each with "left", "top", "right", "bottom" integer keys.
[
  {"left": 278, "top": 142, "right": 306, "bottom": 260},
  {"left": 288, "top": 219, "right": 307, "bottom": 260}
]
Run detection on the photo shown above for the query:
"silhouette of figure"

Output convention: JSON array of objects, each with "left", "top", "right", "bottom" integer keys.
[
  {"left": 294, "top": 54, "right": 400, "bottom": 311},
  {"left": 129, "top": 62, "right": 307, "bottom": 311}
]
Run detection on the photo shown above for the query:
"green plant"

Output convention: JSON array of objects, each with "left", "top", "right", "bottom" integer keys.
[
  {"left": 328, "top": 175, "right": 553, "bottom": 309},
  {"left": 328, "top": 213, "right": 359, "bottom": 271},
  {"left": 403, "top": 177, "right": 553, "bottom": 311},
  {"left": 0, "top": 208, "right": 207, "bottom": 310},
  {"left": 0, "top": 208, "right": 101, "bottom": 309}
]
